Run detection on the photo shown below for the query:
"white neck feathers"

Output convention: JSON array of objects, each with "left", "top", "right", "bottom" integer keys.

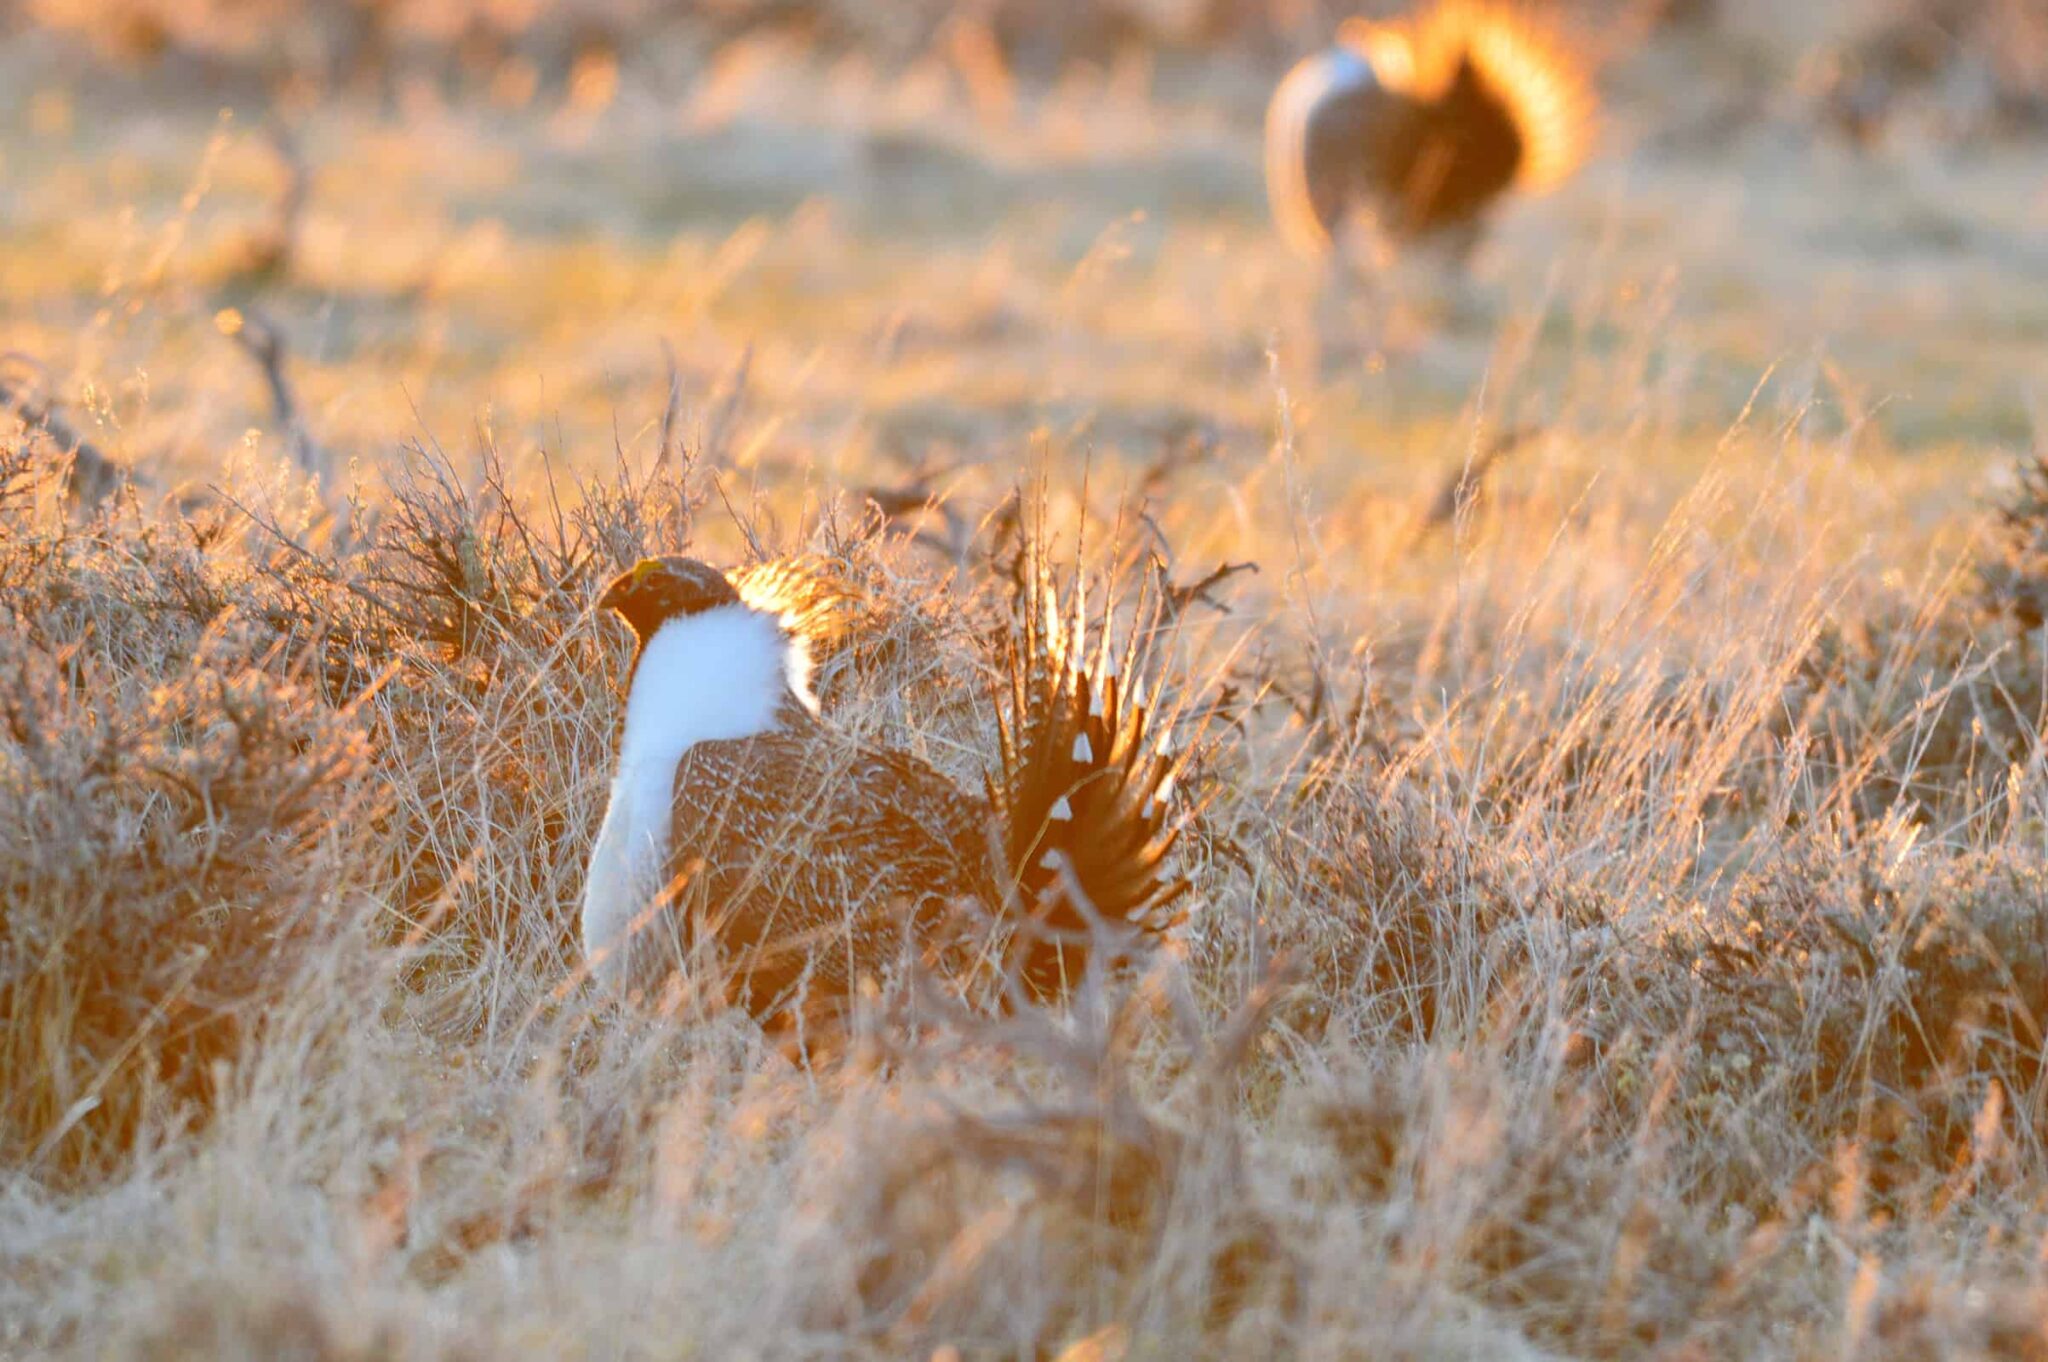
[
  {"left": 621, "top": 604, "right": 814, "bottom": 765},
  {"left": 582, "top": 604, "right": 816, "bottom": 983}
]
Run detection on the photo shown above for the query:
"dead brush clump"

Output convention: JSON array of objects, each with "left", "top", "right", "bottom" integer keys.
[
  {"left": 778, "top": 960, "right": 1302, "bottom": 1356},
  {"left": 229, "top": 442, "right": 696, "bottom": 1003},
  {"left": 1967, "top": 450, "right": 2048, "bottom": 765},
  {"left": 1295, "top": 1046, "right": 1773, "bottom": 1357},
  {"left": 1796, "top": 596, "right": 1997, "bottom": 818},
  {"left": 1672, "top": 828, "right": 2048, "bottom": 1200},
  {"left": 1801, "top": 450, "right": 2048, "bottom": 817},
  {"left": 1258, "top": 761, "right": 1612, "bottom": 1046},
  {"left": 114, "top": 1283, "right": 483, "bottom": 1362},
  {"left": 0, "top": 457, "right": 372, "bottom": 1180}
]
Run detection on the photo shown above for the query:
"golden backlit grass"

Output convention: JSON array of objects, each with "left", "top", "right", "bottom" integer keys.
[{"left": 6, "top": 10, "right": 2048, "bottom": 1359}]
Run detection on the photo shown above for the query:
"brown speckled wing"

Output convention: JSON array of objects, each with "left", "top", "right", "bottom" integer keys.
[{"left": 664, "top": 728, "right": 988, "bottom": 1018}]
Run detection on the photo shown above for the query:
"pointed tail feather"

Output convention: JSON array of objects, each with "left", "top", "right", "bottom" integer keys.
[{"left": 987, "top": 534, "right": 1192, "bottom": 1001}]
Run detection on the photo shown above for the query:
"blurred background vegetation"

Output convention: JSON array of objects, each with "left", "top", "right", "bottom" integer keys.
[
  {"left": 7, "top": 3, "right": 2048, "bottom": 1357},
  {"left": 2, "top": 0, "right": 2044, "bottom": 503}
]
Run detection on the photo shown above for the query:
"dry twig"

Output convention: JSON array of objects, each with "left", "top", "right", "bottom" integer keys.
[{"left": 216, "top": 307, "right": 334, "bottom": 486}]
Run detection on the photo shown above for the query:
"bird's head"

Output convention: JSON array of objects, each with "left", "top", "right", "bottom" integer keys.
[
  {"left": 598, "top": 555, "right": 744, "bottom": 643},
  {"left": 598, "top": 554, "right": 821, "bottom": 718}
]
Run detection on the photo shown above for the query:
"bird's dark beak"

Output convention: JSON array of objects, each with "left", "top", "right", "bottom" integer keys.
[
  {"left": 596, "top": 572, "right": 633, "bottom": 616},
  {"left": 598, "top": 559, "right": 657, "bottom": 616}
]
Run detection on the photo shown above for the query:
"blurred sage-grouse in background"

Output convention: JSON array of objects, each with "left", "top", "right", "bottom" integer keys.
[
  {"left": 581, "top": 546, "right": 1189, "bottom": 1023},
  {"left": 1265, "top": 0, "right": 1594, "bottom": 260}
]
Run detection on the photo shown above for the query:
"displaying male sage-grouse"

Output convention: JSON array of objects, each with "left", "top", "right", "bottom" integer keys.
[
  {"left": 580, "top": 548, "right": 1188, "bottom": 1022},
  {"left": 1265, "top": 0, "right": 1594, "bottom": 260}
]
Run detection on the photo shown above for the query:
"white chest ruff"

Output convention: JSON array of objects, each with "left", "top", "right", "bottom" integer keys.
[{"left": 580, "top": 604, "right": 815, "bottom": 986}]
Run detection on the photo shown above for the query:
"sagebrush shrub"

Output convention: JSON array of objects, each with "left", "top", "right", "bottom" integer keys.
[{"left": 0, "top": 606, "right": 369, "bottom": 1177}]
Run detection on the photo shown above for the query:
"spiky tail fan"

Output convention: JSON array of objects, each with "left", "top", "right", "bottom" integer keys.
[{"left": 987, "top": 540, "right": 1191, "bottom": 1001}]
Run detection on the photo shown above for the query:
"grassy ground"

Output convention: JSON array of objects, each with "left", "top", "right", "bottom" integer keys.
[{"left": 6, "top": 7, "right": 2048, "bottom": 1358}]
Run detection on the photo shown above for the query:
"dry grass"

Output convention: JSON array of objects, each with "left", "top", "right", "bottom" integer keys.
[{"left": 6, "top": 4, "right": 2048, "bottom": 1359}]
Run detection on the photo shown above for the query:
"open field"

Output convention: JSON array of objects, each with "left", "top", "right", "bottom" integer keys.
[{"left": 6, "top": 3, "right": 2048, "bottom": 1357}]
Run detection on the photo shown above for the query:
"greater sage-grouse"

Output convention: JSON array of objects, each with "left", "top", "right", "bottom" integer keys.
[
  {"left": 1265, "top": 1, "right": 1594, "bottom": 259},
  {"left": 581, "top": 550, "right": 1188, "bottom": 1020}
]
